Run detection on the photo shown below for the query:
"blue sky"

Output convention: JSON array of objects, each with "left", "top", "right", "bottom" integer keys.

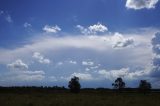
[{"left": 0, "top": 0, "right": 160, "bottom": 88}]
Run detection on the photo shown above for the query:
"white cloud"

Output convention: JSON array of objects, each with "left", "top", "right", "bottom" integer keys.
[
  {"left": 60, "top": 72, "right": 94, "bottom": 81},
  {"left": 57, "top": 62, "right": 63, "bottom": 66},
  {"left": 70, "top": 72, "right": 93, "bottom": 80},
  {"left": 0, "top": 30, "right": 153, "bottom": 69},
  {"left": 98, "top": 66, "right": 152, "bottom": 80},
  {"left": 0, "top": 10, "right": 4, "bottom": 15},
  {"left": 88, "top": 22, "right": 108, "bottom": 34},
  {"left": 5, "top": 14, "right": 13, "bottom": 23},
  {"left": 69, "top": 60, "right": 77, "bottom": 64},
  {"left": 0, "top": 27, "right": 158, "bottom": 87},
  {"left": 84, "top": 64, "right": 100, "bottom": 72},
  {"left": 76, "top": 22, "right": 108, "bottom": 35},
  {"left": 112, "top": 32, "right": 135, "bottom": 48},
  {"left": 24, "top": 22, "right": 32, "bottom": 28},
  {"left": 85, "top": 68, "right": 90, "bottom": 71},
  {"left": 76, "top": 25, "right": 89, "bottom": 35},
  {"left": 43, "top": 25, "right": 61, "bottom": 33},
  {"left": 90, "top": 65, "right": 99, "bottom": 69},
  {"left": 151, "top": 32, "right": 160, "bottom": 80},
  {"left": 4, "top": 70, "right": 45, "bottom": 81},
  {"left": 56, "top": 60, "right": 77, "bottom": 66},
  {"left": 5, "top": 59, "right": 45, "bottom": 82},
  {"left": 126, "top": 0, "right": 159, "bottom": 10},
  {"left": 7, "top": 59, "right": 28, "bottom": 71},
  {"left": 0, "top": 11, "right": 13, "bottom": 23},
  {"left": 48, "top": 76, "right": 57, "bottom": 81},
  {"left": 32, "top": 52, "right": 50, "bottom": 64},
  {"left": 82, "top": 61, "right": 94, "bottom": 66},
  {"left": 98, "top": 68, "right": 129, "bottom": 80}
]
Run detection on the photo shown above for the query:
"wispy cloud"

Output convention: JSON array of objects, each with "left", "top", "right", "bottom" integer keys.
[
  {"left": 0, "top": 10, "right": 4, "bottom": 15},
  {"left": 0, "top": 10, "right": 13, "bottom": 23}
]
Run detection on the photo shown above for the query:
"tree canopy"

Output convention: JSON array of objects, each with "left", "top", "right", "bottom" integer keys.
[
  {"left": 112, "top": 77, "right": 125, "bottom": 90},
  {"left": 138, "top": 80, "right": 151, "bottom": 93},
  {"left": 68, "top": 76, "right": 81, "bottom": 93}
]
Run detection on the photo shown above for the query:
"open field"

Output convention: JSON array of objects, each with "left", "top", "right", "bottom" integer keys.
[{"left": 0, "top": 90, "right": 160, "bottom": 106}]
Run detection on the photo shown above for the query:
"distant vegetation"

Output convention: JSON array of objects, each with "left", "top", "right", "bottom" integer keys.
[
  {"left": 0, "top": 77, "right": 160, "bottom": 106},
  {"left": 0, "top": 77, "right": 157, "bottom": 93}
]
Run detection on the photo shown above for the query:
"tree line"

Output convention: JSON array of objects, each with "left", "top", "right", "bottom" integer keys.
[
  {"left": 68, "top": 76, "right": 152, "bottom": 94},
  {"left": 0, "top": 76, "right": 154, "bottom": 94}
]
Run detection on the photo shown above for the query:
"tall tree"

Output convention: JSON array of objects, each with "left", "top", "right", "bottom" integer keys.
[
  {"left": 138, "top": 80, "right": 151, "bottom": 94},
  {"left": 68, "top": 76, "right": 81, "bottom": 93},
  {"left": 112, "top": 77, "right": 125, "bottom": 90}
]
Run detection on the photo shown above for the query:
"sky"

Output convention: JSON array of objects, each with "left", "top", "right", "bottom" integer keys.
[{"left": 0, "top": 0, "right": 160, "bottom": 88}]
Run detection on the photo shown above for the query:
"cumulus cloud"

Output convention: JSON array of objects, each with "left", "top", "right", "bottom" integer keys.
[
  {"left": 3, "top": 70, "right": 45, "bottom": 82},
  {"left": 48, "top": 76, "right": 57, "bottom": 81},
  {"left": 85, "top": 68, "right": 90, "bottom": 71},
  {"left": 112, "top": 32, "right": 135, "bottom": 48},
  {"left": 43, "top": 25, "right": 61, "bottom": 33},
  {"left": 152, "top": 32, "right": 160, "bottom": 54},
  {"left": 7, "top": 59, "right": 28, "bottom": 71},
  {"left": 0, "top": 30, "right": 152, "bottom": 68},
  {"left": 0, "top": 28, "right": 155, "bottom": 86},
  {"left": 76, "top": 22, "right": 108, "bottom": 35},
  {"left": 5, "top": 14, "right": 13, "bottom": 23},
  {"left": 56, "top": 60, "right": 77, "bottom": 66},
  {"left": 5, "top": 59, "right": 45, "bottom": 82},
  {"left": 23, "top": 71, "right": 45, "bottom": 81},
  {"left": 88, "top": 23, "right": 108, "bottom": 34},
  {"left": 32, "top": 52, "right": 50, "bottom": 64},
  {"left": 98, "top": 68, "right": 129, "bottom": 80},
  {"left": 69, "top": 60, "right": 77, "bottom": 64},
  {"left": 90, "top": 65, "right": 99, "bottom": 69},
  {"left": 151, "top": 32, "right": 160, "bottom": 79},
  {"left": 82, "top": 61, "right": 94, "bottom": 66},
  {"left": 57, "top": 62, "right": 63, "bottom": 66},
  {"left": 98, "top": 67, "right": 150, "bottom": 80},
  {"left": 85, "top": 64, "right": 100, "bottom": 72},
  {"left": 126, "top": 0, "right": 159, "bottom": 10},
  {"left": 70, "top": 72, "right": 93, "bottom": 80},
  {"left": 24, "top": 22, "right": 32, "bottom": 28}
]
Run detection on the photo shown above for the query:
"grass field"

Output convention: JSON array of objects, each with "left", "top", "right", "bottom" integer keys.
[{"left": 0, "top": 91, "right": 160, "bottom": 106}]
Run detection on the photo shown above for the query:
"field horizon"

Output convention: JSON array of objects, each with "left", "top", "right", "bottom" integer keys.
[{"left": 0, "top": 87, "right": 160, "bottom": 106}]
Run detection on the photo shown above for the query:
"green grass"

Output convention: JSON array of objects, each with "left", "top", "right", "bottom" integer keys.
[{"left": 0, "top": 91, "right": 160, "bottom": 106}]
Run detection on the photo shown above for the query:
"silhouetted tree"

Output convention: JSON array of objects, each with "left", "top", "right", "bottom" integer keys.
[
  {"left": 112, "top": 77, "right": 125, "bottom": 90},
  {"left": 138, "top": 80, "right": 151, "bottom": 94},
  {"left": 68, "top": 76, "right": 81, "bottom": 93}
]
